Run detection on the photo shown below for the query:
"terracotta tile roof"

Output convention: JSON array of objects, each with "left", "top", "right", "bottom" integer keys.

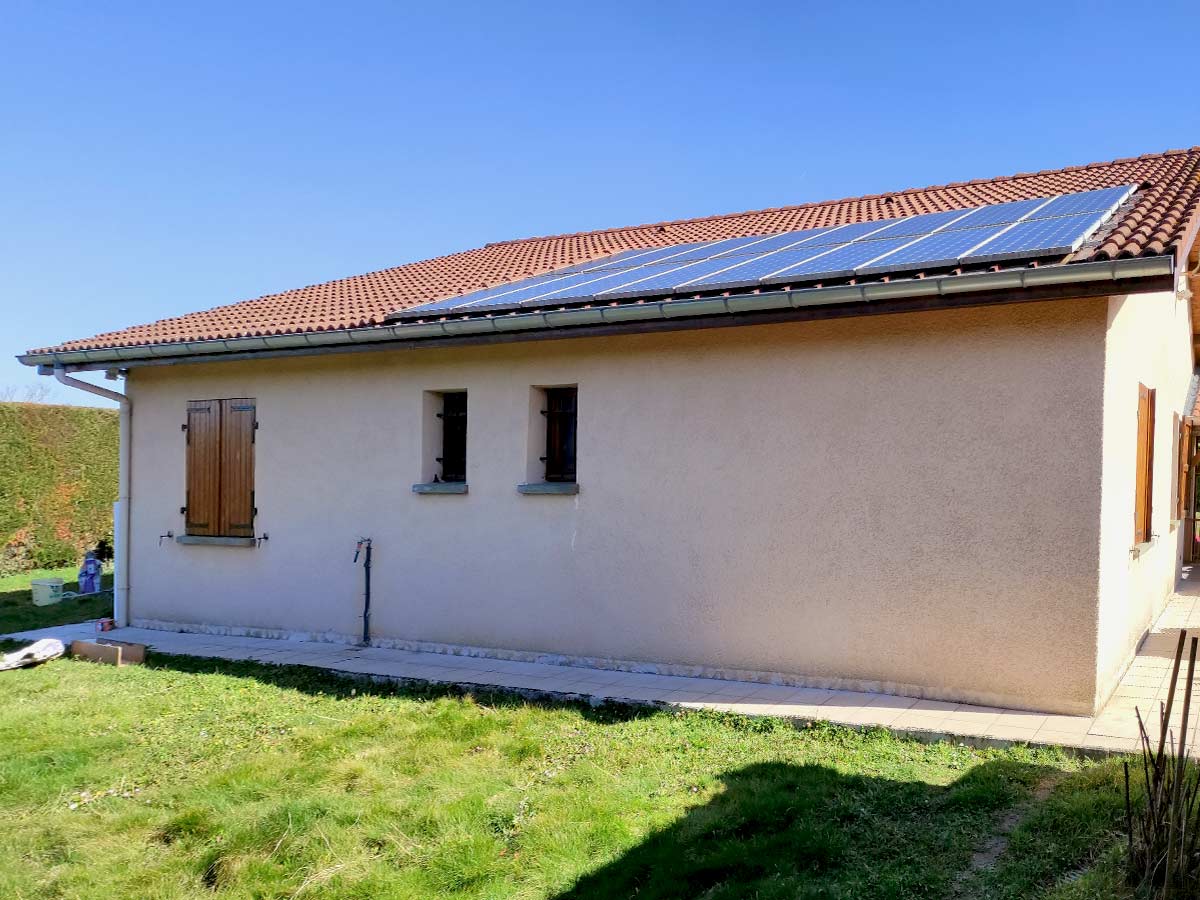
[{"left": 34, "top": 147, "right": 1200, "bottom": 354}]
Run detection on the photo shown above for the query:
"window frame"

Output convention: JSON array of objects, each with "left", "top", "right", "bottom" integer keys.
[
  {"left": 435, "top": 391, "right": 468, "bottom": 483},
  {"left": 541, "top": 386, "right": 577, "bottom": 483}
]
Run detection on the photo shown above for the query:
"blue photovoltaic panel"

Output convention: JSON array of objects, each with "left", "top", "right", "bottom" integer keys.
[
  {"left": 449, "top": 278, "right": 583, "bottom": 311},
  {"left": 599, "top": 247, "right": 829, "bottom": 297},
  {"left": 764, "top": 235, "right": 917, "bottom": 281},
  {"left": 800, "top": 219, "right": 897, "bottom": 245},
  {"left": 704, "top": 226, "right": 849, "bottom": 258},
  {"left": 960, "top": 213, "right": 1104, "bottom": 263},
  {"left": 549, "top": 246, "right": 668, "bottom": 275},
  {"left": 592, "top": 257, "right": 746, "bottom": 298},
  {"left": 410, "top": 276, "right": 563, "bottom": 313},
  {"left": 518, "top": 261, "right": 704, "bottom": 304},
  {"left": 855, "top": 224, "right": 1010, "bottom": 273},
  {"left": 394, "top": 184, "right": 1135, "bottom": 319},
  {"left": 1025, "top": 185, "right": 1132, "bottom": 220},
  {"left": 643, "top": 234, "right": 781, "bottom": 266},
  {"left": 868, "top": 208, "right": 977, "bottom": 239},
  {"left": 947, "top": 197, "right": 1054, "bottom": 230}
]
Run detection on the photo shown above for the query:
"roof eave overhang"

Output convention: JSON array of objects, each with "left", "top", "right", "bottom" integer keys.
[{"left": 20, "top": 257, "right": 1176, "bottom": 374}]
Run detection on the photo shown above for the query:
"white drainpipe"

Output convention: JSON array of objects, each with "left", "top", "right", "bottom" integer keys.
[{"left": 52, "top": 367, "right": 131, "bottom": 627}]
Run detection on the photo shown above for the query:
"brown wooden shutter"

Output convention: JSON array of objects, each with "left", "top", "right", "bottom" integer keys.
[
  {"left": 1178, "top": 416, "right": 1192, "bottom": 522},
  {"left": 219, "top": 399, "right": 256, "bottom": 537},
  {"left": 185, "top": 400, "right": 221, "bottom": 536},
  {"left": 1134, "top": 384, "right": 1156, "bottom": 544}
]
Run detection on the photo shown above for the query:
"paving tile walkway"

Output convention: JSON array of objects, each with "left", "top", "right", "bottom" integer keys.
[{"left": 10, "top": 584, "right": 1200, "bottom": 757}]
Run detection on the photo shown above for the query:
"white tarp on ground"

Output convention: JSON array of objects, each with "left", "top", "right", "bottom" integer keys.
[{"left": 0, "top": 638, "right": 65, "bottom": 671}]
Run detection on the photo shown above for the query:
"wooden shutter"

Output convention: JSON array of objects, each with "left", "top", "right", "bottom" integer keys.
[
  {"left": 1178, "top": 416, "right": 1192, "bottom": 521},
  {"left": 1134, "top": 384, "right": 1156, "bottom": 544},
  {"left": 185, "top": 400, "right": 221, "bottom": 536},
  {"left": 219, "top": 399, "right": 256, "bottom": 537}
]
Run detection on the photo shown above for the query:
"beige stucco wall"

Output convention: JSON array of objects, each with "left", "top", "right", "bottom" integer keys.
[
  {"left": 1096, "top": 287, "right": 1195, "bottom": 707},
  {"left": 126, "top": 298, "right": 1112, "bottom": 714}
]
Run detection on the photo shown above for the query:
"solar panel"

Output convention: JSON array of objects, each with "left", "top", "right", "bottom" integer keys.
[
  {"left": 600, "top": 247, "right": 830, "bottom": 297},
  {"left": 946, "top": 197, "right": 1054, "bottom": 230},
  {"left": 801, "top": 219, "right": 898, "bottom": 245},
  {"left": 747, "top": 236, "right": 914, "bottom": 283},
  {"left": 1024, "top": 185, "right": 1133, "bottom": 220},
  {"left": 703, "top": 226, "right": 846, "bottom": 257},
  {"left": 394, "top": 184, "right": 1135, "bottom": 320},
  {"left": 550, "top": 246, "right": 670, "bottom": 275},
  {"left": 866, "top": 208, "right": 977, "bottom": 239},
  {"left": 960, "top": 213, "right": 1108, "bottom": 263},
  {"left": 855, "top": 225, "right": 1010, "bottom": 274}
]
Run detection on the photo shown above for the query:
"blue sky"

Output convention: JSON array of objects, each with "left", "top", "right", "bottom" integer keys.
[{"left": 2, "top": 0, "right": 1195, "bottom": 406}]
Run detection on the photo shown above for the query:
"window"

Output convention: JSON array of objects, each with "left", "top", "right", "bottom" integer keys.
[
  {"left": 436, "top": 391, "right": 467, "bottom": 483},
  {"left": 1134, "top": 384, "right": 1155, "bottom": 544},
  {"left": 184, "top": 398, "right": 256, "bottom": 537},
  {"left": 541, "top": 386, "right": 577, "bottom": 482}
]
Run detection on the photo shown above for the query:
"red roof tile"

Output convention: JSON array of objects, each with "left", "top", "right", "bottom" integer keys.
[{"left": 33, "top": 147, "right": 1200, "bottom": 354}]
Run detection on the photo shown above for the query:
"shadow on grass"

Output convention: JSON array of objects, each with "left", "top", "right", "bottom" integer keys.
[
  {"left": 547, "top": 759, "right": 1073, "bottom": 900},
  {"left": 0, "top": 574, "right": 113, "bottom": 634},
  {"left": 142, "top": 650, "right": 658, "bottom": 725},
  {"left": 118, "top": 655, "right": 1126, "bottom": 897}
]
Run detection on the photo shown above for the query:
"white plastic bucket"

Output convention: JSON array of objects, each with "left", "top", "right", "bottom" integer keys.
[{"left": 31, "top": 579, "right": 64, "bottom": 607}]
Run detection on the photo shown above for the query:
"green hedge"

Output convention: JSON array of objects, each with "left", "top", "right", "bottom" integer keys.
[{"left": 0, "top": 402, "right": 118, "bottom": 574}]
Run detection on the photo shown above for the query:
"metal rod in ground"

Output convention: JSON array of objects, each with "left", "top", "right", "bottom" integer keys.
[
  {"left": 1166, "top": 636, "right": 1198, "bottom": 897},
  {"left": 1159, "top": 630, "right": 1188, "bottom": 772}
]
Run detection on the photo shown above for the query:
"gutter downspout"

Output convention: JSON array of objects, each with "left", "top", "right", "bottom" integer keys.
[{"left": 52, "top": 367, "right": 131, "bottom": 628}]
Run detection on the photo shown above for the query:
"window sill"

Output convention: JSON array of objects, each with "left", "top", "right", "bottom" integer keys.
[
  {"left": 412, "top": 482, "right": 468, "bottom": 495},
  {"left": 1130, "top": 535, "right": 1159, "bottom": 558},
  {"left": 176, "top": 535, "right": 257, "bottom": 547},
  {"left": 517, "top": 482, "right": 579, "bottom": 495}
]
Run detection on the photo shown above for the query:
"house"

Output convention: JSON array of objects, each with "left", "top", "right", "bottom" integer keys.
[{"left": 20, "top": 147, "right": 1200, "bottom": 716}]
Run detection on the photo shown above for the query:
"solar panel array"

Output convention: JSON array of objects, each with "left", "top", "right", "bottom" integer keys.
[{"left": 397, "top": 185, "right": 1134, "bottom": 320}]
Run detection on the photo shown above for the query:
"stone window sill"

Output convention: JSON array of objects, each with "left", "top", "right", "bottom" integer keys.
[
  {"left": 176, "top": 535, "right": 257, "bottom": 547},
  {"left": 412, "top": 482, "right": 468, "bottom": 495},
  {"left": 517, "top": 482, "right": 579, "bottom": 495}
]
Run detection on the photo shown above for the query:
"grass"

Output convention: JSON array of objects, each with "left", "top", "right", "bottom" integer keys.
[
  {"left": 0, "top": 565, "right": 114, "bottom": 634},
  {"left": 0, "top": 652, "right": 1140, "bottom": 899}
]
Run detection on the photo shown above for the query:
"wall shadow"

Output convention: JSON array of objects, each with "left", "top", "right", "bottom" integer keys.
[
  {"left": 141, "top": 651, "right": 657, "bottom": 724},
  {"left": 552, "top": 759, "right": 1059, "bottom": 900},
  {"left": 135, "top": 654, "right": 1103, "bottom": 896}
]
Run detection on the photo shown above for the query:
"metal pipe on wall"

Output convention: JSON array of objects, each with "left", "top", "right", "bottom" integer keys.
[{"left": 51, "top": 368, "right": 131, "bottom": 627}]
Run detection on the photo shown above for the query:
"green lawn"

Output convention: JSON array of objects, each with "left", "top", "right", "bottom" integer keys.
[
  {"left": 0, "top": 565, "right": 113, "bottom": 634},
  {"left": 0, "top": 653, "right": 1137, "bottom": 899}
]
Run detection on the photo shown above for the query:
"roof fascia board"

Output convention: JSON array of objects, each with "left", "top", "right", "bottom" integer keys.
[{"left": 21, "top": 257, "right": 1174, "bottom": 373}]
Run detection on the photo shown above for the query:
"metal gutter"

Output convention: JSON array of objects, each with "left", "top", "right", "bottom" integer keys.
[{"left": 20, "top": 256, "right": 1174, "bottom": 372}]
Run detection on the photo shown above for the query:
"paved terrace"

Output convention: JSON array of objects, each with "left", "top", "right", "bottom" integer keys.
[{"left": 9, "top": 587, "right": 1200, "bottom": 757}]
